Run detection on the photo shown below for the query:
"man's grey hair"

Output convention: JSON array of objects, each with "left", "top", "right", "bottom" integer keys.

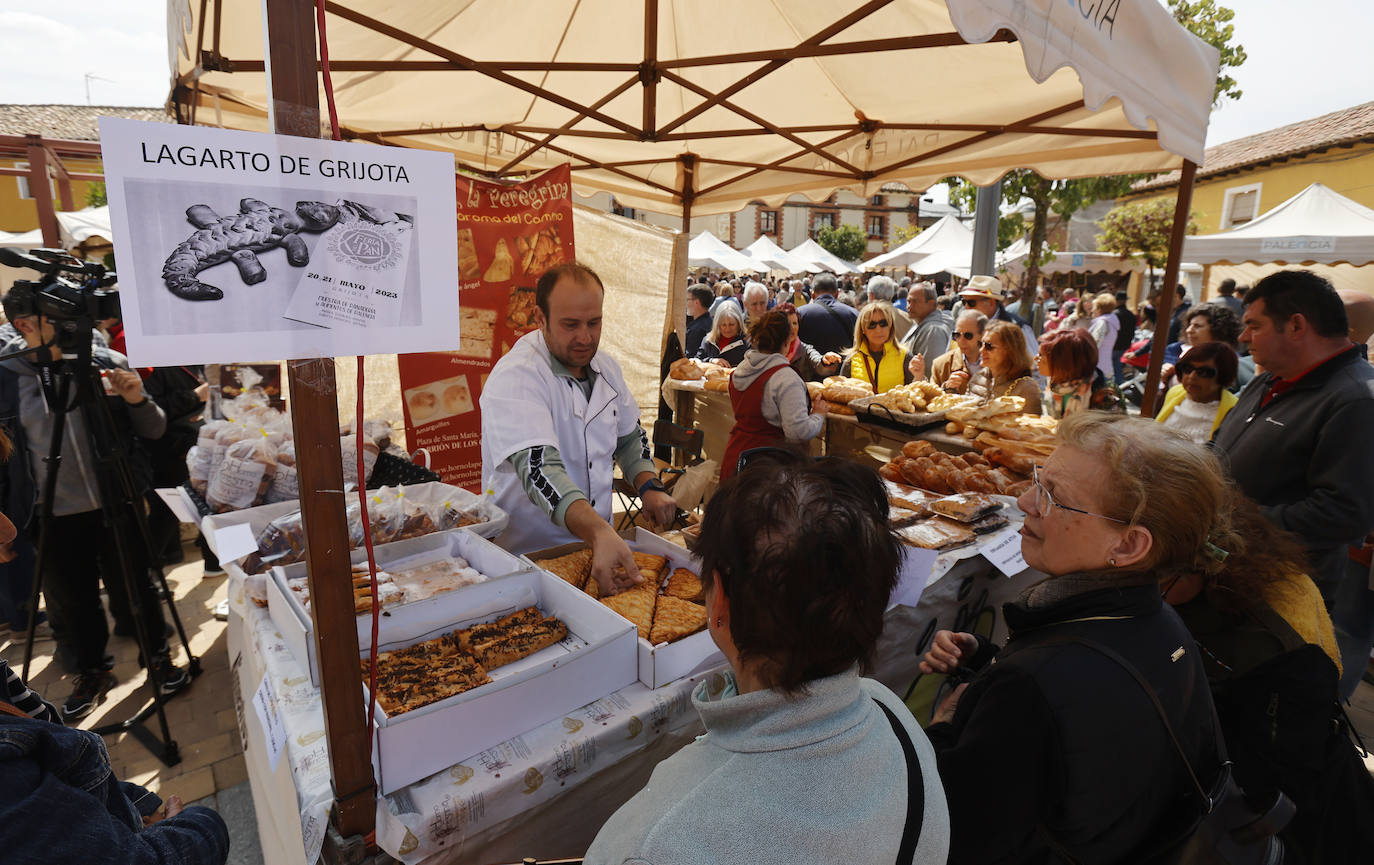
[
  {"left": 790, "top": 280, "right": 803, "bottom": 291},
  {"left": 909, "top": 281, "right": 937, "bottom": 302},
  {"left": 956, "top": 309, "right": 989, "bottom": 332},
  {"left": 742, "top": 282, "right": 769, "bottom": 303},
  {"left": 866, "top": 276, "right": 897, "bottom": 302}
]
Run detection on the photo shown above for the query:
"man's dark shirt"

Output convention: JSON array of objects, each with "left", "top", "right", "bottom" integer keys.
[
  {"left": 684, "top": 312, "right": 711, "bottom": 357},
  {"left": 1113, "top": 304, "right": 1137, "bottom": 351},
  {"left": 796, "top": 295, "right": 858, "bottom": 355}
]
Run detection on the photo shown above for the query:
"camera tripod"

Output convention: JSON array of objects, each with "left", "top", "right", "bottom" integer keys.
[{"left": 10, "top": 337, "right": 202, "bottom": 766}]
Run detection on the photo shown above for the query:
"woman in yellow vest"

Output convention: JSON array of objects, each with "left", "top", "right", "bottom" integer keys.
[
  {"left": 847, "top": 301, "right": 920, "bottom": 394},
  {"left": 1154, "top": 342, "right": 1239, "bottom": 444}
]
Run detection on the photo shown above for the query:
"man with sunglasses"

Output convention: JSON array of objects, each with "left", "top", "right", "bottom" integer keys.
[
  {"left": 929, "top": 310, "right": 987, "bottom": 392},
  {"left": 899, "top": 281, "right": 952, "bottom": 380},
  {"left": 1213, "top": 270, "right": 1374, "bottom": 617}
]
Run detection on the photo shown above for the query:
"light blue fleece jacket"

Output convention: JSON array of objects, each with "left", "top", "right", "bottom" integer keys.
[{"left": 584, "top": 667, "right": 950, "bottom": 865}]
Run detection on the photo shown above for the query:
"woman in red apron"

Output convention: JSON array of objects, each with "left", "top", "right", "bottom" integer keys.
[{"left": 720, "top": 311, "right": 827, "bottom": 482}]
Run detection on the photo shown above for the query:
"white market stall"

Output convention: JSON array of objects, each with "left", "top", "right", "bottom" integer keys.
[
  {"left": 687, "top": 229, "right": 769, "bottom": 273},
  {"left": 164, "top": 0, "right": 1221, "bottom": 858},
  {"left": 862, "top": 213, "right": 973, "bottom": 272},
  {"left": 742, "top": 234, "right": 822, "bottom": 274},
  {"left": 788, "top": 237, "right": 858, "bottom": 274}
]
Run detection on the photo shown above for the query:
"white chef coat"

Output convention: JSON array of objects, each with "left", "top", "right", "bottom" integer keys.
[{"left": 480, "top": 329, "right": 642, "bottom": 554}]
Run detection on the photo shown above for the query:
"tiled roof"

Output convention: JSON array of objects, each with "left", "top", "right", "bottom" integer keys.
[
  {"left": 1135, "top": 101, "right": 1374, "bottom": 192},
  {"left": 0, "top": 104, "right": 171, "bottom": 141}
]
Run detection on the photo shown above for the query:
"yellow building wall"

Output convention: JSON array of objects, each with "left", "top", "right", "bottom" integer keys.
[
  {"left": 0, "top": 155, "right": 105, "bottom": 232},
  {"left": 1125, "top": 141, "right": 1374, "bottom": 234},
  {"left": 1124, "top": 142, "right": 1374, "bottom": 302}
]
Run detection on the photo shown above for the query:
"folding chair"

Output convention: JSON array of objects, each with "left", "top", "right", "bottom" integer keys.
[{"left": 612, "top": 420, "right": 704, "bottom": 530}]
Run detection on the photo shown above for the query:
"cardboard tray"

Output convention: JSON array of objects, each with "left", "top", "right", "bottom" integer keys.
[
  {"left": 266, "top": 529, "right": 533, "bottom": 686},
  {"left": 525, "top": 527, "right": 725, "bottom": 689},
  {"left": 359, "top": 569, "right": 638, "bottom": 795},
  {"left": 200, "top": 481, "right": 508, "bottom": 562}
]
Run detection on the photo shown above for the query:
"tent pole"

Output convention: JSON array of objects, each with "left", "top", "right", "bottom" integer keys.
[
  {"left": 970, "top": 180, "right": 1001, "bottom": 276},
  {"left": 262, "top": 0, "right": 376, "bottom": 840},
  {"left": 25, "top": 137, "right": 59, "bottom": 248},
  {"left": 1140, "top": 159, "right": 1197, "bottom": 417},
  {"left": 680, "top": 153, "right": 695, "bottom": 232}
]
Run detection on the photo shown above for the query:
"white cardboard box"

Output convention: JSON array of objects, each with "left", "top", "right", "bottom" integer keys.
[
  {"left": 526, "top": 528, "right": 725, "bottom": 689},
  {"left": 266, "top": 530, "right": 532, "bottom": 686},
  {"left": 362, "top": 569, "right": 638, "bottom": 794}
]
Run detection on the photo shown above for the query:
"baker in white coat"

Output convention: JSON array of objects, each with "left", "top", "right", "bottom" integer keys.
[{"left": 481, "top": 263, "right": 677, "bottom": 594}]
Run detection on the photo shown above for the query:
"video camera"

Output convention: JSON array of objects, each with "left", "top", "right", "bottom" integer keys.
[{"left": 0, "top": 247, "right": 120, "bottom": 356}]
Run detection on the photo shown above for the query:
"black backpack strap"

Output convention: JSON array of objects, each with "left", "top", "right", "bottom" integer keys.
[{"left": 873, "top": 698, "right": 923, "bottom": 865}]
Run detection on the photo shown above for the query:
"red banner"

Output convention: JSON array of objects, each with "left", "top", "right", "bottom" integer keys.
[{"left": 397, "top": 165, "right": 575, "bottom": 490}]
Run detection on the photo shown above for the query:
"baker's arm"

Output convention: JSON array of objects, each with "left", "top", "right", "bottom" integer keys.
[
  {"left": 613, "top": 426, "right": 675, "bottom": 530},
  {"left": 508, "top": 444, "right": 587, "bottom": 529}
]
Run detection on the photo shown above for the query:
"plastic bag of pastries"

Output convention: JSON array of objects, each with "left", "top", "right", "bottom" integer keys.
[
  {"left": 242, "top": 510, "right": 307, "bottom": 574},
  {"left": 339, "top": 433, "right": 380, "bottom": 489},
  {"left": 189, "top": 420, "right": 229, "bottom": 493},
  {"left": 206, "top": 434, "right": 278, "bottom": 512},
  {"left": 265, "top": 441, "right": 299, "bottom": 504}
]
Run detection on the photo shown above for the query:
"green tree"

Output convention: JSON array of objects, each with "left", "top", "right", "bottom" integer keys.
[
  {"left": 85, "top": 181, "right": 107, "bottom": 208},
  {"left": 887, "top": 223, "right": 921, "bottom": 252},
  {"left": 1097, "top": 198, "right": 1198, "bottom": 290},
  {"left": 946, "top": 172, "right": 1141, "bottom": 293},
  {"left": 817, "top": 223, "right": 867, "bottom": 263},
  {"left": 1168, "top": 0, "right": 1247, "bottom": 104}
]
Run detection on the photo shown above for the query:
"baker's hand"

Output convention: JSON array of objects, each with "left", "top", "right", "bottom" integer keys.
[
  {"left": 108, "top": 369, "right": 147, "bottom": 405},
  {"left": 945, "top": 369, "right": 970, "bottom": 392},
  {"left": 590, "top": 529, "right": 642, "bottom": 596},
  {"left": 812, "top": 396, "right": 830, "bottom": 416},
  {"left": 908, "top": 353, "right": 925, "bottom": 380},
  {"left": 918, "top": 630, "right": 979, "bottom": 675},
  {"left": 641, "top": 489, "right": 677, "bottom": 530},
  {"left": 932, "top": 682, "right": 969, "bottom": 725}
]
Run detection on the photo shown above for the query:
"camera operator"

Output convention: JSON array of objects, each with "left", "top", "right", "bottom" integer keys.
[{"left": 0, "top": 294, "right": 190, "bottom": 722}]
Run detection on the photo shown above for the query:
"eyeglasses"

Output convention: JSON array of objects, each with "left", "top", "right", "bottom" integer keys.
[
  {"left": 1177, "top": 362, "right": 1218, "bottom": 379},
  {"left": 866, "top": 319, "right": 890, "bottom": 330},
  {"left": 1031, "top": 464, "right": 1127, "bottom": 523},
  {"left": 979, "top": 341, "right": 998, "bottom": 351},
  {"left": 956, "top": 331, "right": 978, "bottom": 340}
]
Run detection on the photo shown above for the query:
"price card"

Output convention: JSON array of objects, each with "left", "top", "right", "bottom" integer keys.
[
  {"left": 982, "top": 526, "right": 1028, "bottom": 577},
  {"left": 214, "top": 523, "right": 259, "bottom": 562},
  {"left": 252, "top": 673, "right": 288, "bottom": 772},
  {"left": 889, "top": 546, "right": 939, "bottom": 609}
]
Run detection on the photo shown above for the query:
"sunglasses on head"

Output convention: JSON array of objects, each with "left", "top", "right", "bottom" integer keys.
[
  {"left": 866, "top": 319, "right": 890, "bottom": 330},
  {"left": 1177, "top": 362, "right": 1217, "bottom": 379},
  {"left": 957, "top": 330, "right": 978, "bottom": 340}
]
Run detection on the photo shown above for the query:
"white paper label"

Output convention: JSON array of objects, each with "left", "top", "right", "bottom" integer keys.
[
  {"left": 154, "top": 487, "right": 198, "bottom": 524},
  {"left": 982, "top": 526, "right": 1028, "bottom": 577},
  {"left": 282, "top": 208, "right": 414, "bottom": 329},
  {"left": 890, "top": 546, "right": 939, "bottom": 609},
  {"left": 207, "top": 458, "right": 267, "bottom": 509},
  {"left": 214, "top": 522, "right": 260, "bottom": 562},
  {"left": 252, "top": 673, "right": 287, "bottom": 772}
]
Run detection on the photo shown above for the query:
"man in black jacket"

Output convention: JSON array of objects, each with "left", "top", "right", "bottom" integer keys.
[
  {"left": 795, "top": 273, "right": 858, "bottom": 356},
  {"left": 1213, "top": 270, "right": 1374, "bottom": 608},
  {"left": 1111, "top": 290, "right": 1137, "bottom": 384},
  {"left": 683, "top": 284, "right": 713, "bottom": 358}
]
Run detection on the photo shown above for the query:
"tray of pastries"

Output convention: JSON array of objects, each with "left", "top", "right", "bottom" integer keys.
[{"left": 534, "top": 550, "right": 708, "bottom": 646}]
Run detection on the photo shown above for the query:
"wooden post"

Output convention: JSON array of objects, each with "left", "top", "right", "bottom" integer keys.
[
  {"left": 25, "top": 137, "right": 58, "bottom": 248},
  {"left": 680, "top": 153, "right": 695, "bottom": 232},
  {"left": 1140, "top": 160, "right": 1197, "bottom": 418},
  {"left": 261, "top": 0, "right": 376, "bottom": 839}
]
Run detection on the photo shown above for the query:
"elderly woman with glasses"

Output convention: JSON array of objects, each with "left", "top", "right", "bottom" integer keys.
[
  {"left": 1154, "top": 341, "right": 1239, "bottom": 444},
  {"left": 918, "top": 414, "right": 1225, "bottom": 864},
  {"left": 585, "top": 449, "right": 951, "bottom": 865},
  {"left": 847, "top": 301, "right": 922, "bottom": 394},
  {"left": 968, "top": 321, "right": 1042, "bottom": 414}
]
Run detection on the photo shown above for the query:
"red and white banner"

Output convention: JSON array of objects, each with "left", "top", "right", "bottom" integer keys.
[{"left": 397, "top": 165, "right": 575, "bottom": 490}]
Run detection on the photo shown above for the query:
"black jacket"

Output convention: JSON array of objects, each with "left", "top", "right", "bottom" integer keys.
[
  {"left": 928, "top": 582, "right": 1218, "bottom": 865},
  {"left": 695, "top": 336, "right": 749, "bottom": 368},
  {"left": 684, "top": 313, "right": 711, "bottom": 358},
  {"left": 796, "top": 295, "right": 858, "bottom": 356},
  {"left": 1211, "top": 346, "right": 1374, "bottom": 602}
]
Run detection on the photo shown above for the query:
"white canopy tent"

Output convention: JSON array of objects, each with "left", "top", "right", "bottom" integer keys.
[
  {"left": 170, "top": 0, "right": 1219, "bottom": 219},
  {"left": 56, "top": 205, "right": 115, "bottom": 247},
  {"left": 743, "top": 235, "right": 822, "bottom": 274},
  {"left": 1182, "top": 183, "right": 1374, "bottom": 266},
  {"left": 862, "top": 214, "right": 972, "bottom": 271},
  {"left": 688, "top": 230, "right": 769, "bottom": 272},
  {"left": 0, "top": 228, "right": 46, "bottom": 248},
  {"left": 787, "top": 238, "right": 858, "bottom": 274}
]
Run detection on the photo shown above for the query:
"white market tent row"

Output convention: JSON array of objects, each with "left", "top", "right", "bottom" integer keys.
[
  {"left": 688, "top": 230, "right": 769, "bottom": 272},
  {"left": 1182, "top": 183, "right": 1374, "bottom": 266},
  {"left": 0, "top": 227, "right": 45, "bottom": 248},
  {"left": 169, "top": 0, "right": 1219, "bottom": 220},
  {"left": 743, "top": 234, "right": 823, "bottom": 274},
  {"left": 788, "top": 237, "right": 858, "bottom": 274},
  {"left": 862, "top": 213, "right": 972, "bottom": 271}
]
